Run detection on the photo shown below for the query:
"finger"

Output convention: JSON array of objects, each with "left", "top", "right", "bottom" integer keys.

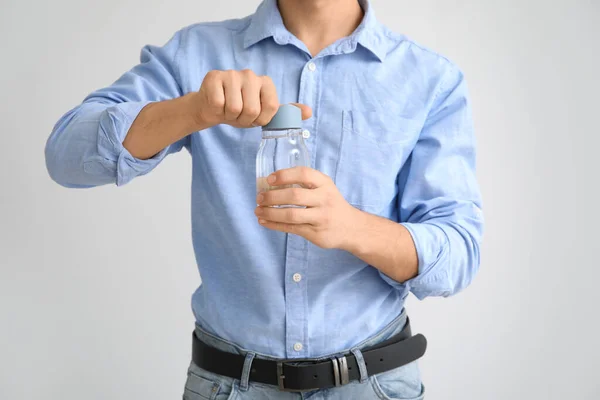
[
  {"left": 202, "top": 72, "right": 226, "bottom": 118},
  {"left": 255, "top": 206, "right": 320, "bottom": 225},
  {"left": 268, "top": 167, "right": 330, "bottom": 189},
  {"left": 257, "top": 219, "right": 312, "bottom": 236},
  {"left": 223, "top": 71, "right": 243, "bottom": 121},
  {"left": 254, "top": 76, "right": 279, "bottom": 126},
  {"left": 257, "top": 187, "right": 321, "bottom": 207},
  {"left": 237, "top": 70, "right": 262, "bottom": 127},
  {"left": 290, "top": 103, "right": 313, "bottom": 120}
]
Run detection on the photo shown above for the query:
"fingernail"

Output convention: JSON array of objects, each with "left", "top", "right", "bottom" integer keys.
[
  {"left": 255, "top": 207, "right": 263, "bottom": 215},
  {"left": 258, "top": 219, "right": 266, "bottom": 224},
  {"left": 256, "top": 194, "right": 264, "bottom": 203},
  {"left": 267, "top": 175, "right": 276, "bottom": 184}
]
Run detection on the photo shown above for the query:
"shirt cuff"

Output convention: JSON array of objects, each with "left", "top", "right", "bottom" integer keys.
[
  {"left": 400, "top": 222, "right": 452, "bottom": 300},
  {"left": 97, "top": 101, "right": 171, "bottom": 186}
]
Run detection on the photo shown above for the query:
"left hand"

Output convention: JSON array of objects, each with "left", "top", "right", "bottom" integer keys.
[{"left": 255, "top": 167, "right": 361, "bottom": 249}]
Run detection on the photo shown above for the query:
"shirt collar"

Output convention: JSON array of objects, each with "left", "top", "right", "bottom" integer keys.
[
  {"left": 243, "top": 0, "right": 291, "bottom": 48},
  {"left": 243, "top": 0, "right": 388, "bottom": 62}
]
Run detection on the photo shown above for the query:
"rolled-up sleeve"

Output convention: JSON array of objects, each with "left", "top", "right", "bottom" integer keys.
[
  {"left": 45, "top": 29, "right": 189, "bottom": 188},
  {"left": 388, "top": 64, "right": 484, "bottom": 300}
]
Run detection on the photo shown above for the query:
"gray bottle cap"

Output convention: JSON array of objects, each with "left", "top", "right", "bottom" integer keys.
[{"left": 263, "top": 104, "right": 302, "bottom": 130}]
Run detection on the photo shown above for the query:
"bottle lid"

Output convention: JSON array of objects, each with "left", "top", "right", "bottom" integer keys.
[{"left": 263, "top": 104, "right": 302, "bottom": 130}]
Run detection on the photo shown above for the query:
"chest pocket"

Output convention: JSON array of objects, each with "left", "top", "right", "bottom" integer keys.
[{"left": 334, "top": 111, "right": 419, "bottom": 214}]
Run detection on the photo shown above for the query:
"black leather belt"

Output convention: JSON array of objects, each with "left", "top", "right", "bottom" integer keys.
[{"left": 192, "top": 318, "right": 427, "bottom": 392}]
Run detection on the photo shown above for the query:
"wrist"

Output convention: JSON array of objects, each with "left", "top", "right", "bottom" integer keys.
[
  {"left": 339, "top": 206, "right": 370, "bottom": 255},
  {"left": 181, "top": 92, "right": 211, "bottom": 132}
]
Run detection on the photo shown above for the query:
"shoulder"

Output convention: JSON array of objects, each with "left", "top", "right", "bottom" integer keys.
[
  {"left": 182, "top": 16, "right": 251, "bottom": 36},
  {"left": 172, "top": 16, "right": 252, "bottom": 47},
  {"left": 379, "top": 25, "right": 462, "bottom": 78},
  {"left": 143, "top": 17, "right": 250, "bottom": 49},
  {"left": 163, "top": 17, "right": 251, "bottom": 62}
]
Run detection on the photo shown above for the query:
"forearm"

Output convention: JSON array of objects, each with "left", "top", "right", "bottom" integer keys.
[
  {"left": 123, "top": 93, "right": 205, "bottom": 159},
  {"left": 343, "top": 210, "right": 419, "bottom": 283}
]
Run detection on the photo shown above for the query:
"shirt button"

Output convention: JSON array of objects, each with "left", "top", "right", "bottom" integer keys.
[
  {"left": 294, "top": 343, "right": 303, "bottom": 351},
  {"left": 302, "top": 130, "right": 310, "bottom": 139},
  {"left": 293, "top": 273, "right": 302, "bottom": 282},
  {"left": 307, "top": 62, "right": 316, "bottom": 72}
]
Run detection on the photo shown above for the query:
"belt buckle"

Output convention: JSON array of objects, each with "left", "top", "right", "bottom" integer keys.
[{"left": 331, "top": 356, "right": 350, "bottom": 387}]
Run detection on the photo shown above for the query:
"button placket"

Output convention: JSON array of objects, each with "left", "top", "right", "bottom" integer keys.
[{"left": 283, "top": 58, "right": 319, "bottom": 359}]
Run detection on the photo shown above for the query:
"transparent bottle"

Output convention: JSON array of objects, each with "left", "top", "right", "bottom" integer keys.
[{"left": 256, "top": 104, "right": 310, "bottom": 208}]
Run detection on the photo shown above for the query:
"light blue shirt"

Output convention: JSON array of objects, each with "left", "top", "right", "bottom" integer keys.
[{"left": 46, "top": 0, "right": 483, "bottom": 358}]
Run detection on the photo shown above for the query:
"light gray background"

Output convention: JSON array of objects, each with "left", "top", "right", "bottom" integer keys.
[{"left": 1, "top": 0, "right": 598, "bottom": 399}]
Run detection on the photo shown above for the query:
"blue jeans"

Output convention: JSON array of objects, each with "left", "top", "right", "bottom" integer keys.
[{"left": 182, "top": 309, "right": 425, "bottom": 399}]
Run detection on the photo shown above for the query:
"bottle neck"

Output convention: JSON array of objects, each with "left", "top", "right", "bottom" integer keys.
[{"left": 261, "top": 128, "right": 302, "bottom": 139}]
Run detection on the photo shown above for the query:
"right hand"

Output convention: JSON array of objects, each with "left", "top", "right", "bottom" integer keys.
[{"left": 191, "top": 69, "right": 312, "bottom": 129}]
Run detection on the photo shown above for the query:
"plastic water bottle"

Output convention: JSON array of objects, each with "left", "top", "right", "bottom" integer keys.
[{"left": 256, "top": 104, "right": 310, "bottom": 208}]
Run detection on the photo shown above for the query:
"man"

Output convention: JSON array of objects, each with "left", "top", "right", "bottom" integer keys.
[{"left": 45, "top": 0, "right": 483, "bottom": 398}]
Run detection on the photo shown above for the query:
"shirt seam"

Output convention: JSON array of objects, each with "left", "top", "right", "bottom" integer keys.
[
  {"left": 173, "top": 27, "right": 188, "bottom": 95},
  {"left": 380, "top": 23, "right": 457, "bottom": 67},
  {"left": 431, "top": 64, "right": 456, "bottom": 110}
]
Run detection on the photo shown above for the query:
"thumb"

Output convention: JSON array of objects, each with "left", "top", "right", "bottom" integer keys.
[{"left": 290, "top": 103, "right": 313, "bottom": 120}]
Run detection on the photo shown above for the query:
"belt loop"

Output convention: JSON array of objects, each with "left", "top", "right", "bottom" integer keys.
[
  {"left": 350, "top": 348, "right": 369, "bottom": 383},
  {"left": 239, "top": 352, "right": 256, "bottom": 392}
]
